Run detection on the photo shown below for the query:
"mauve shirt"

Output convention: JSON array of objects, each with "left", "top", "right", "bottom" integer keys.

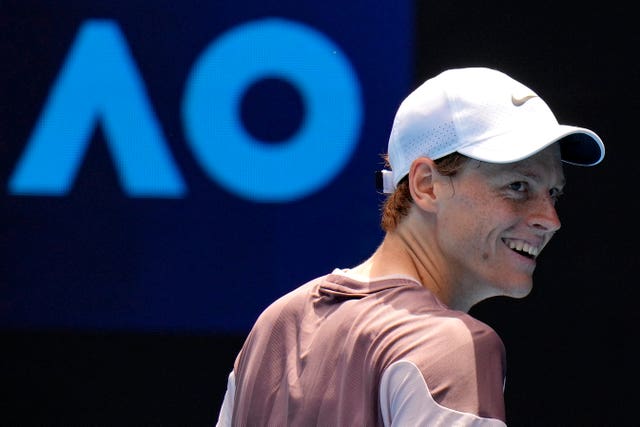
[{"left": 216, "top": 270, "right": 507, "bottom": 426}]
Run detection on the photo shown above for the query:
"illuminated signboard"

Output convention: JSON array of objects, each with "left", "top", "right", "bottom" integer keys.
[{"left": 2, "top": 1, "right": 412, "bottom": 332}]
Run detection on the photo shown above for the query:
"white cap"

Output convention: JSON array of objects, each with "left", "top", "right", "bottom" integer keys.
[{"left": 384, "top": 67, "right": 605, "bottom": 191}]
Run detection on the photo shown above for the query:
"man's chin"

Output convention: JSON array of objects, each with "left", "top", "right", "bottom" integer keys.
[{"left": 496, "top": 279, "right": 533, "bottom": 299}]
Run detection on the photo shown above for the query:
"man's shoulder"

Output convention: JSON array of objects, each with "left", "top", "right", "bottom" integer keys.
[
  {"left": 382, "top": 308, "right": 505, "bottom": 375},
  {"left": 250, "top": 274, "right": 327, "bottom": 323}
]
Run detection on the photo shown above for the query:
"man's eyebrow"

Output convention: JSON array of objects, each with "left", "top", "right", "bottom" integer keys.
[{"left": 514, "top": 170, "right": 566, "bottom": 188}]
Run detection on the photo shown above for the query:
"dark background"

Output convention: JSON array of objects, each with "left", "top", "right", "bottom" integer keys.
[{"left": 2, "top": 1, "right": 638, "bottom": 425}]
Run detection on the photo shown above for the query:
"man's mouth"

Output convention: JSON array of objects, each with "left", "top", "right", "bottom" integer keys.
[{"left": 503, "top": 238, "right": 539, "bottom": 259}]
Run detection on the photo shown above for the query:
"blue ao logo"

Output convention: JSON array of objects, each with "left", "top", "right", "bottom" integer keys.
[{"left": 9, "top": 18, "right": 363, "bottom": 202}]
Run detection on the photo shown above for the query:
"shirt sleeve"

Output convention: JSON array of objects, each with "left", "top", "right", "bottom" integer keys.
[
  {"left": 215, "top": 371, "right": 236, "bottom": 427},
  {"left": 379, "top": 360, "right": 507, "bottom": 427}
]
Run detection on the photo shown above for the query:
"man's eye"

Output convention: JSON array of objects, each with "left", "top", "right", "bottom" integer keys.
[
  {"left": 509, "top": 182, "right": 527, "bottom": 192},
  {"left": 550, "top": 188, "right": 564, "bottom": 202}
]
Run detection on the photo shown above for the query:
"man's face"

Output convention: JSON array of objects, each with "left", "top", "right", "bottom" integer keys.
[{"left": 434, "top": 144, "right": 565, "bottom": 299}]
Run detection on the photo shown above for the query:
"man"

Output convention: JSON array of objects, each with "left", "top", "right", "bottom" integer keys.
[{"left": 216, "top": 67, "right": 605, "bottom": 426}]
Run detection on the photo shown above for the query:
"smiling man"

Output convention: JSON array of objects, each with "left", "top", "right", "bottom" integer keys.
[{"left": 216, "top": 67, "right": 605, "bottom": 426}]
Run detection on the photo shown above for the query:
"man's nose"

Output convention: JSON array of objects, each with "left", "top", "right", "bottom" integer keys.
[{"left": 527, "top": 193, "right": 562, "bottom": 233}]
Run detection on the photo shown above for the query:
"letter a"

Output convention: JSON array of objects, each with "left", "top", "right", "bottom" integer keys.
[{"left": 9, "top": 20, "right": 186, "bottom": 197}]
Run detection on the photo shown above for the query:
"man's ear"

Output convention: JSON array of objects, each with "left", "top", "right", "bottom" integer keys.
[{"left": 408, "top": 157, "right": 439, "bottom": 213}]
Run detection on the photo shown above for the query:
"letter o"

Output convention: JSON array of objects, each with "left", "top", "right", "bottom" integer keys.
[{"left": 182, "top": 18, "right": 363, "bottom": 202}]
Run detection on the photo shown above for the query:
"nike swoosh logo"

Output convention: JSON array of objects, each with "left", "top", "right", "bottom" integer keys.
[{"left": 511, "top": 94, "right": 537, "bottom": 106}]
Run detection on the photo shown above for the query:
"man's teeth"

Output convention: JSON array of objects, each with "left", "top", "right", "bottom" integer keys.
[{"left": 506, "top": 240, "right": 539, "bottom": 257}]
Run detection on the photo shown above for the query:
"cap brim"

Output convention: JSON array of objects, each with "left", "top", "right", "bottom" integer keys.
[{"left": 457, "top": 124, "right": 605, "bottom": 166}]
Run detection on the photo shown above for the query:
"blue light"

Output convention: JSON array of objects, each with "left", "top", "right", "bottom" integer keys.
[
  {"left": 182, "top": 17, "right": 363, "bottom": 202},
  {"left": 8, "top": 20, "right": 186, "bottom": 197}
]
